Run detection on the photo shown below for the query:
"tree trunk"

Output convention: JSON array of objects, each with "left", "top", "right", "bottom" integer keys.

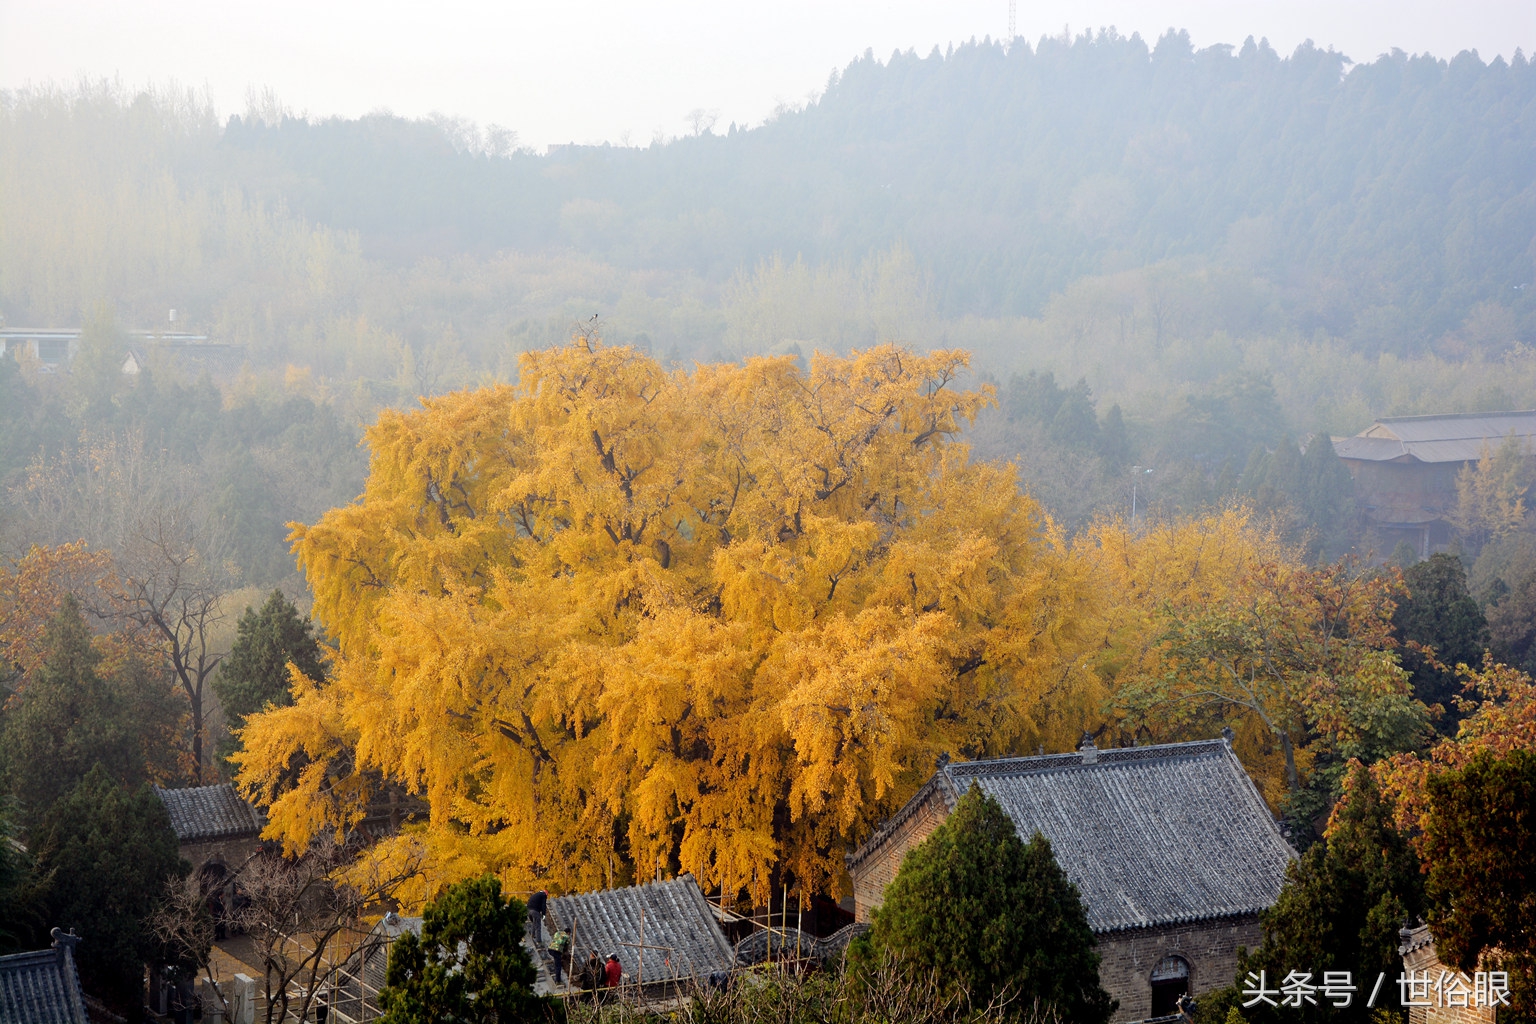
[
  {"left": 191, "top": 691, "right": 203, "bottom": 785},
  {"left": 1279, "top": 730, "right": 1300, "bottom": 797}
]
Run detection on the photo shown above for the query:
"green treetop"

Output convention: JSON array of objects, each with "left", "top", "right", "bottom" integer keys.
[
  {"left": 867, "top": 784, "right": 1115, "bottom": 1023},
  {"left": 0, "top": 596, "right": 180, "bottom": 826},
  {"left": 1423, "top": 749, "right": 1536, "bottom": 1017},
  {"left": 379, "top": 874, "right": 555, "bottom": 1024},
  {"left": 31, "top": 764, "right": 186, "bottom": 1019},
  {"left": 1393, "top": 554, "right": 1489, "bottom": 729},
  {"left": 1239, "top": 763, "right": 1422, "bottom": 1024},
  {"left": 214, "top": 590, "right": 324, "bottom": 734}
]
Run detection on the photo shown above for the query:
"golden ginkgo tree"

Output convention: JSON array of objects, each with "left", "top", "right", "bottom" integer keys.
[{"left": 234, "top": 337, "right": 1100, "bottom": 901}]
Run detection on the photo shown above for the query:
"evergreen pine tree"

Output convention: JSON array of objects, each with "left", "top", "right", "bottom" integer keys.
[
  {"left": 1423, "top": 749, "right": 1536, "bottom": 1016},
  {"left": 0, "top": 799, "right": 41, "bottom": 954},
  {"left": 1298, "top": 434, "right": 1357, "bottom": 560},
  {"left": 868, "top": 784, "right": 1115, "bottom": 1023},
  {"left": 1099, "top": 404, "right": 1131, "bottom": 473},
  {"left": 378, "top": 875, "right": 554, "bottom": 1024},
  {"left": 1239, "top": 764, "right": 1421, "bottom": 1024},
  {"left": 0, "top": 597, "right": 174, "bottom": 825},
  {"left": 1393, "top": 554, "right": 1489, "bottom": 729},
  {"left": 214, "top": 590, "right": 324, "bottom": 735},
  {"left": 31, "top": 765, "right": 186, "bottom": 1017}
]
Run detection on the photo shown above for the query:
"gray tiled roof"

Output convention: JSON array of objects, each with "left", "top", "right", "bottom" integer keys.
[
  {"left": 154, "top": 784, "right": 264, "bottom": 843},
  {"left": 329, "top": 913, "right": 422, "bottom": 1021},
  {"left": 547, "top": 875, "right": 736, "bottom": 985},
  {"left": 1335, "top": 410, "right": 1536, "bottom": 464},
  {"left": 0, "top": 936, "right": 88, "bottom": 1024},
  {"left": 851, "top": 739, "right": 1295, "bottom": 934}
]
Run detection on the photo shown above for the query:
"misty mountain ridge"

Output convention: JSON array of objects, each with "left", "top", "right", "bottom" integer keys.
[
  {"left": 3, "top": 27, "right": 1534, "bottom": 418},
  {"left": 206, "top": 29, "right": 1536, "bottom": 349}
]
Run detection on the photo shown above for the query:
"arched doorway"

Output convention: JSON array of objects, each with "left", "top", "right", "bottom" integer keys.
[
  {"left": 198, "top": 860, "right": 231, "bottom": 939},
  {"left": 1150, "top": 954, "right": 1191, "bottom": 1017}
]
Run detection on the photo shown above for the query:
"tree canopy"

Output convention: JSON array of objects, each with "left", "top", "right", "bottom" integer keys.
[
  {"left": 1, "top": 595, "right": 181, "bottom": 825},
  {"left": 1421, "top": 749, "right": 1536, "bottom": 1014},
  {"left": 1238, "top": 763, "right": 1422, "bottom": 1024},
  {"left": 214, "top": 589, "right": 324, "bottom": 735},
  {"left": 1369, "top": 660, "right": 1536, "bottom": 1016},
  {"left": 1109, "top": 553, "right": 1428, "bottom": 812},
  {"left": 379, "top": 875, "right": 549, "bottom": 1024},
  {"left": 866, "top": 784, "right": 1114, "bottom": 1023},
  {"left": 237, "top": 338, "right": 1104, "bottom": 898},
  {"left": 31, "top": 764, "right": 186, "bottom": 1018},
  {"left": 1392, "top": 553, "right": 1489, "bottom": 727}
]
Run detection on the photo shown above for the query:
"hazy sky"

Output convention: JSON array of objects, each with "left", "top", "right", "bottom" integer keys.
[{"left": 3, "top": 0, "right": 1533, "bottom": 150}]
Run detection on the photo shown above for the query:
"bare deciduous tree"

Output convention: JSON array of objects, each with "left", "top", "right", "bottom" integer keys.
[
  {"left": 685, "top": 108, "right": 720, "bottom": 136},
  {"left": 113, "top": 512, "right": 231, "bottom": 784},
  {"left": 156, "top": 834, "right": 424, "bottom": 1024}
]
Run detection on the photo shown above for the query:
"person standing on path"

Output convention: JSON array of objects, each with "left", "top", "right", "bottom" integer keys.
[
  {"left": 549, "top": 928, "right": 571, "bottom": 984},
  {"left": 526, "top": 889, "right": 548, "bottom": 945}
]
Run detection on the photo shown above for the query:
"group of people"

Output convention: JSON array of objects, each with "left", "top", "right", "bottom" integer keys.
[{"left": 526, "top": 889, "right": 625, "bottom": 993}]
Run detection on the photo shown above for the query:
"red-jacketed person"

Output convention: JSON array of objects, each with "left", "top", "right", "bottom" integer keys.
[{"left": 604, "top": 953, "right": 623, "bottom": 989}]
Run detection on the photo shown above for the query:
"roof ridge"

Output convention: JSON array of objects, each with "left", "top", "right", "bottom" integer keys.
[
  {"left": 944, "top": 738, "right": 1225, "bottom": 778},
  {"left": 1376, "top": 409, "right": 1536, "bottom": 423}
]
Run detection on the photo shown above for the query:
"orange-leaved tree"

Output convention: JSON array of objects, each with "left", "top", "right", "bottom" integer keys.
[
  {"left": 0, "top": 541, "right": 115, "bottom": 696},
  {"left": 1370, "top": 656, "right": 1536, "bottom": 845},
  {"left": 235, "top": 338, "right": 1098, "bottom": 902}
]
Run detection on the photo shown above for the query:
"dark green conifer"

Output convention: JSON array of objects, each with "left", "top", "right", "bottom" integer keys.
[
  {"left": 1393, "top": 554, "right": 1489, "bottom": 728},
  {"left": 1423, "top": 749, "right": 1536, "bottom": 1017},
  {"left": 379, "top": 875, "right": 555, "bottom": 1023},
  {"left": 32, "top": 765, "right": 186, "bottom": 1018},
  {"left": 1240, "top": 764, "right": 1421, "bottom": 1024},
  {"left": 868, "top": 784, "right": 1115, "bottom": 1023},
  {"left": 1, "top": 597, "right": 176, "bottom": 825},
  {"left": 214, "top": 590, "right": 325, "bottom": 735}
]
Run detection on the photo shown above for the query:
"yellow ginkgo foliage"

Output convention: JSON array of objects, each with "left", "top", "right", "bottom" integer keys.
[{"left": 235, "top": 337, "right": 1098, "bottom": 902}]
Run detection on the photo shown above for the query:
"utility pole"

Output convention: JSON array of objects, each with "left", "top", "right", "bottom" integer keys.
[
  {"left": 1131, "top": 465, "right": 1153, "bottom": 525},
  {"left": 1008, "top": 0, "right": 1017, "bottom": 40}
]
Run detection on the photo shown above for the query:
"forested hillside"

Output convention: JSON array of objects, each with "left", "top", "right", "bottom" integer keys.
[
  {"left": 3, "top": 31, "right": 1536, "bottom": 558},
  {"left": 5, "top": 32, "right": 1534, "bottom": 353},
  {"left": 200, "top": 33, "right": 1536, "bottom": 342}
]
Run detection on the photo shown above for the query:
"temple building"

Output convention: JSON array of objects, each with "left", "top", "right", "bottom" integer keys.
[
  {"left": 1333, "top": 411, "right": 1536, "bottom": 558},
  {"left": 846, "top": 735, "right": 1295, "bottom": 1022}
]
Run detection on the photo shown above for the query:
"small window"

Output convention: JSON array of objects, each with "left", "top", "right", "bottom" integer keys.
[{"left": 1150, "top": 955, "right": 1191, "bottom": 1017}]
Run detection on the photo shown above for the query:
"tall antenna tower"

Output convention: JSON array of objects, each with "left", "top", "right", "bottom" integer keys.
[{"left": 1008, "top": 0, "right": 1016, "bottom": 40}]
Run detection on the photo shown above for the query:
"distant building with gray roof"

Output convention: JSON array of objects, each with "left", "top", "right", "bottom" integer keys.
[
  {"left": 1333, "top": 410, "right": 1536, "bottom": 557},
  {"left": 0, "top": 928, "right": 89, "bottom": 1024},
  {"left": 847, "top": 736, "right": 1295, "bottom": 1023},
  {"left": 155, "top": 783, "right": 267, "bottom": 935}
]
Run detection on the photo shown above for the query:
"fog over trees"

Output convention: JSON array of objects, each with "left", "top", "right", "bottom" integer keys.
[{"left": 3, "top": 29, "right": 1536, "bottom": 1019}]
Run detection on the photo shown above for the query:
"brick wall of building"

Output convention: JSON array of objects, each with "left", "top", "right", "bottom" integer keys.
[
  {"left": 1097, "top": 915, "right": 1263, "bottom": 1023},
  {"left": 180, "top": 835, "right": 262, "bottom": 876},
  {"left": 849, "top": 786, "right": 951, "bottom": 923},
  {"left": 1401, "top": 927, "right": 1497, "bottom": 1024}
]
